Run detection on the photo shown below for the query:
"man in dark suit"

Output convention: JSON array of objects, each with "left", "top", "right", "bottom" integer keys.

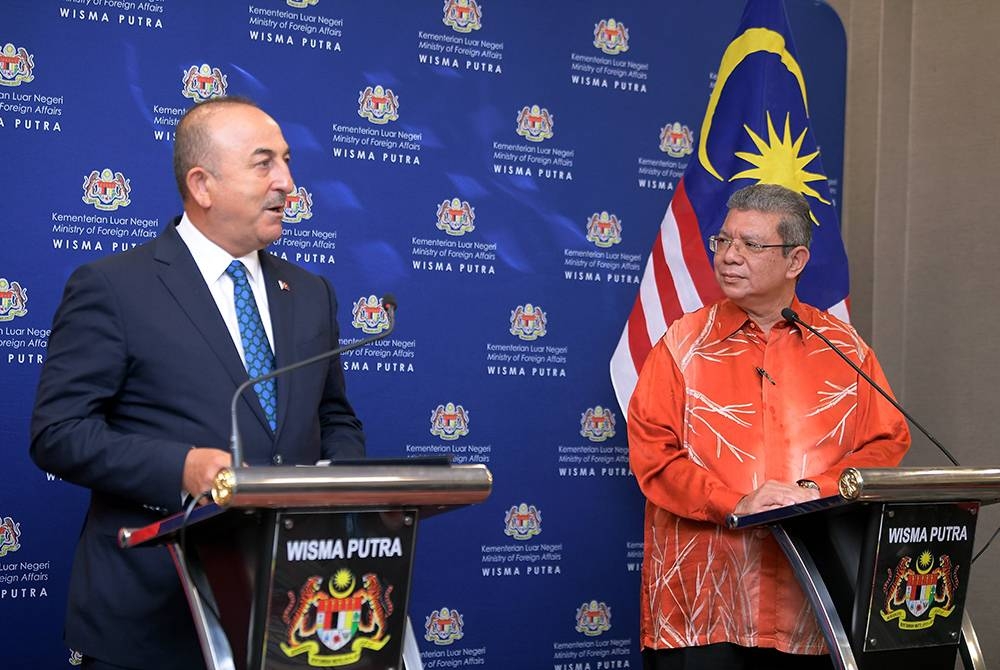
[{"left": 30, "top": 97, "right": 365, "bottom": 670}]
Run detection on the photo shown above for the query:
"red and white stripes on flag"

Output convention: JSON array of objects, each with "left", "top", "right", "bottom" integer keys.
[{"left": 610, "top": 180, "right": 722, "bottom": 416}]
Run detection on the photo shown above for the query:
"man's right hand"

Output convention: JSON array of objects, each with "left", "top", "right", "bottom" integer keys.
[
  {"left": 733, "top": 479, "right": 820, "bottom": 516},
  {"left": 182, "top": 447, "right": 233, "bottom": 501}
]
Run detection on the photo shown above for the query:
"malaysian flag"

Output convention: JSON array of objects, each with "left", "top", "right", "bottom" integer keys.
[{"left": 610, "top": 0, "right": 850, "bottom": 415}]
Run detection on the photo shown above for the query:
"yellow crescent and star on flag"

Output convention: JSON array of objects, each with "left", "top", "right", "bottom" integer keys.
[{"left": 698, "top": 26, "right": 831, "bottom": 223}]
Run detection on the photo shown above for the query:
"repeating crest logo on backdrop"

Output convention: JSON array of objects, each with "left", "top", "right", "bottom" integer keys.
[
  {"left": 660, "top": 122, "right": 694, "bottom": 158},
  {"left": 287, "top": 0, "right": 319, "bottom": 7},
  {"left": 510, "top": 304, "right": 547, "bottom": 340},
  {"left": 585, "top": 212, "right": 622, "bottom": 248},
  {"left": 283, "top": 186, "right": 314, "bottom": 223},
  {"left": 436, "top": 198, "right": 476, "bottom": 236},
  {"left": 358, "top": 86, "right": 399, "bottom": 124},
  {"left": 0, "top": 279, "right": 28, "bottom": 322},
  {"left": 593, "top": 19, "right": 629, "bottom": 55},
  {"left": 182, "top": 64, "right": 228, "bottom": 103},
  {"left": 0, "top": 43, "right": 35, "bottom": 86},
  {"left": 351, "top": 295, "right": 391, "bottom": 334},
  {"left": 504, "top": 503, "right": 541, "bottom": 540},
  {"left": 82, "top": 169, "right": 131, "bottom": 211},
  {"left": 516, "top": 105, "right": 554, "bottom": 142},
  {"left": 430, "top": 402, "right": 470, "bottom": 441},
  {"left": 575, "top": 600, "right": 611, "bottom": 636},
  {"left": 281, "top": 570, "right": 394, "bottom": 665},
  {"left": 580, "top": 406, "right": 616, "bottom": 442},
  {"left": 425, "top": 606, "right": 465, "bottom": 645},
  {"left": 443, "top": 0, "right": 482, "bottom": 33},
  {"left": 0, "top": 516, "right": 21, "bottom": 557}
]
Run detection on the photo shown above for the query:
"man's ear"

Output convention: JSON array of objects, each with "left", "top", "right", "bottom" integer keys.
[
  {"left": 786, "top": 246, "right": 810, "bottom": 280},
  {"left": 186, "top": 167, "right": 212, "bottom": 209}
]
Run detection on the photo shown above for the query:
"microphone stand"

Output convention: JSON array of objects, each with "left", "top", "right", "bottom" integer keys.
[
  {"left": 228, "top": 295, "right": 396, "bottom": 468},
  {"left": 781, "top": 307, "right": 959, "bottom": 466}
]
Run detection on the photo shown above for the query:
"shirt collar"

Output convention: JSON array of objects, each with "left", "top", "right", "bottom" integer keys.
[
  {"left": 175, "top": 213, "right": 263, "bottom": 285},
  {"left": 713, "top": 295, "right": 807, "bottom": 340}
]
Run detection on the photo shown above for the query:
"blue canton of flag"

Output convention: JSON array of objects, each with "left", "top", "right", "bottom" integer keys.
[{"left": 689, "top": 0, "right": 849, "bottom": 309}]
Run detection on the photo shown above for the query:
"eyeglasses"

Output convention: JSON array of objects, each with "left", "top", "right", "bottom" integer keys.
[{"left": 708, "top": 235, "right": 797, "bottom": 255}]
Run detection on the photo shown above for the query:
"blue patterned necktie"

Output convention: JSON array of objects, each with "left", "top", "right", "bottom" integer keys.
[{"left": 226, "top": 261, "right": 277, "bottom": 431}]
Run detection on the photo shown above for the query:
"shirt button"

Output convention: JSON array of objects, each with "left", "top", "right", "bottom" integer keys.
[{"left": 272, "top": 454, "right": 283, "bottom": 465}]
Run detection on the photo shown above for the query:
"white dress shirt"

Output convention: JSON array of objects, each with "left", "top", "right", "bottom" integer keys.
[{"left": 175, "top": 214, "right": 275, "bottom": 366}]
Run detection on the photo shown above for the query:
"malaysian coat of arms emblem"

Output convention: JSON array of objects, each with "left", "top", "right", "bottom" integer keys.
[
  {"left": 281, "top": 571, "right": 394, "bottom": 665},
  {"left": 881, "top": 551, "right": 959, "bottom": 630}
]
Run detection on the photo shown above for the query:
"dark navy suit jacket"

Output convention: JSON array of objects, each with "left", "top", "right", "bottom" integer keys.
[{"left": 30, "top": 220, "right": 365, "bottom": 669}]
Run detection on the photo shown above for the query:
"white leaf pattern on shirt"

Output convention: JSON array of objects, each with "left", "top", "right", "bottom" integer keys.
[
  {"left": 686, "top": 389, "right": 756, "bottom": 463},
  {"left": 647, "top": 520, "right": 759, "bottom": 648}
]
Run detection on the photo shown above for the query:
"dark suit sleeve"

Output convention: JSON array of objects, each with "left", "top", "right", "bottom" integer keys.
[
  {"left": 318, "top": 277, "right": 365, "bottom": 460},
  {"left": 30, "top": 264, "right": 192, "bottom": 509}
]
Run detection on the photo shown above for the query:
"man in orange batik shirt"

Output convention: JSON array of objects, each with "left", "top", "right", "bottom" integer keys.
[{"left": 628, "top": 183, "right": 910, "bottom": 670}]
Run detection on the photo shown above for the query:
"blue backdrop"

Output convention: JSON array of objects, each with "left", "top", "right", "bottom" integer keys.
[{"left": 1, "top": 1, "right": 846, "bottom": 667}]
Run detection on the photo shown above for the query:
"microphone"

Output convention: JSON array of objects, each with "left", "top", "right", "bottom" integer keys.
[
  {"left": 228, "top": 293, "right": 397, "bottom": 468},
  {"left": 780, "top": 307, "right": 959, "bottom": 466}
]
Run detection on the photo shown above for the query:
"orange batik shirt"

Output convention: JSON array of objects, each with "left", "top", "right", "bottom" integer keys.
[{"left": 628, "top": 297, "right": 909, "bottom": 654}]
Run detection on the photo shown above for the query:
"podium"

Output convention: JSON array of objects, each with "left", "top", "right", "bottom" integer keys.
[
  {"left": 119, "top": 460, "right": 492, "bottom": 670},
  {"left": 728, "top": 466, "right": 1000, "bottom": 670}
]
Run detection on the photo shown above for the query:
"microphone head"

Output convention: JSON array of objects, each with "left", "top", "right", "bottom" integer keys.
[
  {"left": 781, "top": 307, "right": 799, "bottom": 322},
  {"left": 381, "top": 293, "right": 398, "bottom": 313}
]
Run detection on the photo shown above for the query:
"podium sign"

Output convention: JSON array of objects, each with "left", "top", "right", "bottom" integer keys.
[
  {"left": 727, "top": 466, "right": 1000, "bottom": 670},
  {"left": 859, "top": 502, "right": 977, "bottom": 653},
  {"left": 119, "top": 462, "right": 493, "bottom": 670},
  {"left": 266, "top": 509, "right": 417, "bottom": 669}
]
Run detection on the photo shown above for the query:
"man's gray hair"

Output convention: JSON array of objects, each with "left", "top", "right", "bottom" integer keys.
[
  {"left": 173, "top": 96, "right": 260, "bottom": 200},
  {"left": 726, "top": 183, "right": 812, "bottom": 253}
]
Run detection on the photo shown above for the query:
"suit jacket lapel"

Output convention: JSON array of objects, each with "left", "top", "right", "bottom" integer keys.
[
  {"left": 261, "top": 252, "right": 293, "bottom": 438},
  {"left": 153, "top": 222, "right": 272, "bottom": 433}
]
